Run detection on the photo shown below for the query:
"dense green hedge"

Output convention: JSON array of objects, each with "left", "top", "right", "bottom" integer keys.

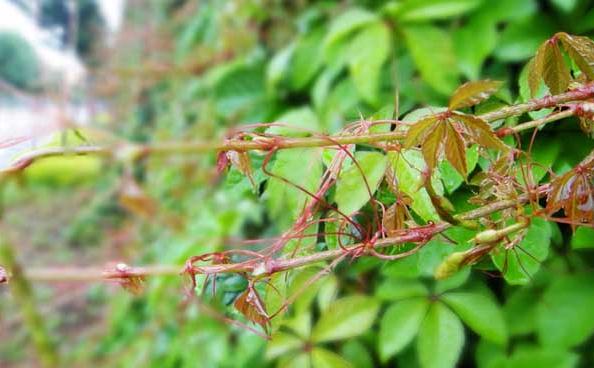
[{"left": 3, "top": 1, "right": 594, "bottom": 367}]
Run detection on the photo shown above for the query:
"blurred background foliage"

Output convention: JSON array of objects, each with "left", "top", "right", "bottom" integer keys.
[{"left": 2, "top": 0, "right": 594, "bottom": 367}]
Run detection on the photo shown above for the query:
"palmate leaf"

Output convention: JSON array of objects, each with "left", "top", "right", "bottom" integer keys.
[
  {"left": 444, "top": 124, "right": 467, "bottom": 178},
  {"left": 421, "top": 121, "right": 446, "bottom": 174},
  {"left": 403, "top": 116, "right": 439, "bottom": 148},
  {"left": 558, "top": 32, "right": 594, "bottom": 79},
  {"left": 528, "top": 33, "right": 594, "bottom": 97},
  {"left": 546, "top": 167, "right": 594, "bottom": 227},
  {"left": 453, "top": 113, "right": 507, "bottom": 151},
  {"left": 536, "top": 39, "right": 571, "bottom": 95},
  {"left": 404, "top": 111, "right": 506, "bottom": 177},
  {"left": 448, "top": 80, "right": 502, "bottom": 110},
  {"left": 234, "top": 286, "right": 271, "bottom": 333}
]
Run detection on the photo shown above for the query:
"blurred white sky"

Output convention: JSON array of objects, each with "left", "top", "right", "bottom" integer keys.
[{"left": 0, "top": 0, "right": 126, "bottom": 165}]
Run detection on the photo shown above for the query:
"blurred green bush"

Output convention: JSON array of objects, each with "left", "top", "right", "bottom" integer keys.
[{"left": 3, "top": 1, "right": 594, "bottom": 367}]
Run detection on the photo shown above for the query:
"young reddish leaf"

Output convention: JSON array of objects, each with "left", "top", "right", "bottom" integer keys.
[
  {"left": 453, "top": 113, "right": 507, "bottom": 151},
  {"left": 108, "top": 263, "right": 145, "bottom": 295},
  {"left": 227, "top": 151, "right": 256, "bottom": 190},
  {"left": 118, "top": 179, "right": 158, "bottom": 218},
  {"left": 541, "top": 40, "right": 571, "bottom": 95},
  {"left": 528, "top": 44, "right": 546, "bottom": 97},
  {"left": 404, "top": 116, "right": 439, "bottom": 148},
  {"left": 448, "top": 80, "right": 502, "bottom": 110},
  {"left": 444, "top": 124, "right": 467, "bottom": 177},
  {"left": 558, "top": 32, "right": 594, "bottom": 79},
  {"left": 216, "top": 151, "right": 230, "bottom": 175},
  {"left": 421, "top": 121, "right": 446, "bottom": 173},
  {"left": 382, "top": 200, "right": 410, "bottom": 235},
  {"left": 235, "top": 285, "right": 271, "bottom": 333},
  {"left": 546, "top": 167, "right": 594, "bottom": 228}
]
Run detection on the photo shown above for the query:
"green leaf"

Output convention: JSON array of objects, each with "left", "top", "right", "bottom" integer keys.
[
  {"left": 417, "top": 302, "right": 465, "bottom": 368},
  {"left": 453, "top": 16, "right": 497, "bottom": 79},
  {"left": 475, "top": 339, "right": 507, "bottom": 368},
  {"left": 380, "top": 249, "right": 422, "bottom": 279},
  {"left": 503, "top": 287, "right": 539, "bottom": 336},
  {"left": 312, "top": 295, "right": 380, "bottom": 343},
  {"left": 494, "top": 16, "right": 555, "bottom": 62},
  {"left": 475, "top": 0, "right": 536, "bottom": 22},
  {"left": 317, "top": 275, "right": 339, "bottom": 313},
  {"left": 312, "top": 348, "right": 353, "bottom": 368},
  {"left": 266, "top": 148, "right": 323, "bottom": 226},
  {"left": 520, "top": 136, "right": 560, "bottom": 184},
  {"left": 289, "top": 267, "right": 325, "bottom": 314},
  {"left": 442, "top": 291, "right": 507, "bottom": 345},
  {"left": 265, "top": 332, "right": 303, "bottom": 360},
  {"left": 389, "top": 151, "right": 441, "bottom": 221},
  {"left": 439, "top": 145, "right": 479, "bottom": 193},
  {"left": 390, "top": 0, "right": 483, "bottom": 22},
  {"left": 448, "top": 80, "right": 503, "bottom": 110},
  {"left": 491, "top": 217, "right": 552, "bottom": 285},
  {"left": 278, "top": 352, "right": 311, "bottom": 368},
  {"left": 519, "top": 60, "right": 553, "bottom": 119},
  {"left": 379, "top": 298, "right": 429, "bottom": 362},
  {"left": 348, "top": 22, "right": 391, "bottom": 105},
  {"left": 267, "top": 107, "right": 320, "bottom": 137},
  {"left": 323, "top": 8, "right": 378, "bottom": 62},
  {"left": 335, "top": 151, "right": 387, "bottom": 214},
  {"left": 551, "top": 0, "right": 579, "bottom": 12},
  {"left": 211, "top": 62, "right": 267, "bottom": 119},
  {"left": 341, "top": 340, "right": 374, "bottom": 368},
  {"left": 376, "top": 278, "right": 428, "bottom": 300},
  {"left": 267, "top": 44, "right": 294, "bottom": 93},
  {"left": 290, "top": 29, "right": 325, "bottom": 90},
  {"left": 503, "top": 347, "right": 579, "bottom": 368},
  {"left": 403, "top": 25, "right": 459, "bottom": 95},
  {"left": 571, "top": 226, "right": 594, "bottom": 249},
  {"left": 537, "top": 274, "right": 594, "bottom": 348}
]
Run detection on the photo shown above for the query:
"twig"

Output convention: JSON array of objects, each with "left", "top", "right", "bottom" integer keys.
[
  {"left": 6, "top": 184, "right": 551, "bottom": 283},
  {"left": 2, "top": 85, "right": 593, "bottom": 176},
  {"left": 0, "top": 239, "right": 59, "bottom": 367}
]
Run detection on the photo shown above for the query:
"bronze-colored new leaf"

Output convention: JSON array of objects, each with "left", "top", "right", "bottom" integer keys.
[
  {"left": 541, "top": 40, "right": 571, "bottom": 95},
  {"left": 448, "top": 80, "right": 502, "bottom": 110},
  {"left": 422, "top": 121, "right": 446, "bottom": 174},
  {"left": 119, "top": 179, "right": 158, "bottom": 218},
  {"left": 453, "top": 113, "right": 507, "bottom": 151},
  {"left": 403, "top": 116, "right": 439, "bottom": 149},
  {"left": 444, "top": 124, "right": 467, "bottom": 176},
  {"left": 234, "top": 286, "right": 270, "bottom": 333},
  {"left": 546, "top": 166, "right": 594, "bottom": 228},
  {"left": 227, "top": 150, "right": 257, "bottom": 190},
  {"left": 558, "top": 32, "right": 594, "bottom": 80},
  {"left": 382, "top": 197, "right": 411, "bottom": 235},
  {"left": 527, "top": 54, "right": 542, "bottom": 97},
  {"left": 404, "top": 111, "right": 507, "bottom": 177}
]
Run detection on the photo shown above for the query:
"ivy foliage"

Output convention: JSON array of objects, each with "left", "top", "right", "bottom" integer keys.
[{"left": 4, "top": 1, "right": 594, "bottom": 368}]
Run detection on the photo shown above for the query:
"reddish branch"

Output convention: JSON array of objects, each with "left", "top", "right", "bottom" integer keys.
[
  {"left": 1, "top": 184, "right": 552, "bottom": 283},
  {"left": 1, "top": 84, "right": 593, "bottom": 177}
]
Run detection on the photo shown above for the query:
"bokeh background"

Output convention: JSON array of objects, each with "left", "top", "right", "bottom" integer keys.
[{"left": 1, "top": 0, "right": 594, "bottom": 367}]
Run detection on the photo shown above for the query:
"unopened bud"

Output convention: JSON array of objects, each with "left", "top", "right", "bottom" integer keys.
[{"left": 473, "top": 229, "right": 500, "bottom": 244}]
